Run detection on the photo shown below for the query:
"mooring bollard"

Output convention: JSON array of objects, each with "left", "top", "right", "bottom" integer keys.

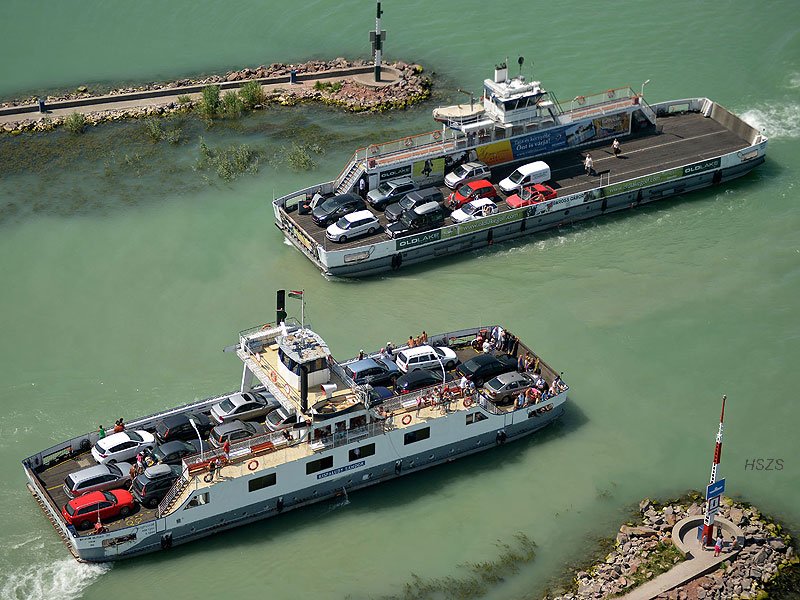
[
  {"left": 289, "top": 69, "right": 297, "bottom": 84},
  {"left": 38, "top": 97, "right": 46, "bottom": 113}
]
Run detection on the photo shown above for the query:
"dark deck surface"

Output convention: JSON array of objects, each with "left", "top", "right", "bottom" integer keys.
[{"left": 285, "top": 112, "right": 750, "bottom": 251}]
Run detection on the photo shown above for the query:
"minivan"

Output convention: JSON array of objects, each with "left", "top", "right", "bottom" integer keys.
[
  {"left": 498, "top": 161, "right": 551, "bottom": 193},
  {"left": 384, "top": 187, "right": 444, "bottom": 222}
]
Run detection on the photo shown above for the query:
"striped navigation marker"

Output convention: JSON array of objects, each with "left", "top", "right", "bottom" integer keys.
[{"left": 701, "top": 395, "right": 727, "bottom": 547}]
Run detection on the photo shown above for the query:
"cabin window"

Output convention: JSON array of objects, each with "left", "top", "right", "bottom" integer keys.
[
  {"left": 466, "top": 412, "right": 488, "bottom": 425},
  {"left": 306, "top": 456, "right": 334, "bottom": 475},
  {"left": 185, "top": 492, "right": 210, "bottom": 509},
  {"left": 248, "top": 473, "right": 277, "bottom": 492},
  {"left": 404, "top": 427, "right": 431, "bottom": 445},
  {"left": 349, "top": 443, "right": 375, "bottom": 462},
  {"left": 349, "top": 415, "right": 367, "bottom": 429}
]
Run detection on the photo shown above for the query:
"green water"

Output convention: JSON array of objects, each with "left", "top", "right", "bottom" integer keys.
[{"left": 1, "top": 1, "right": 799, "bottom": 599}]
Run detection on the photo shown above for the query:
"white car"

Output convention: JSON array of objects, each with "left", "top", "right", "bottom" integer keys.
[
  {"left": 450, "top": 198, "right": 498, "bottom": 224},
  {"left": 91, "top": 430, "right": 157, "bottom": 465},
  {"left": 444, "top": 161, "right": 491, "bottom": 189},
  {"left": 326, "top": 210, "right": 381, "bottom": 243},
  {"left": 395, "top": 345, "right": 459, "bottom": 374}
]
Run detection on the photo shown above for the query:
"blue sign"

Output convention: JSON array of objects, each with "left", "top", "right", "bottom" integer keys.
[
  {"left": 706, "top": 478, "right": 726, "bottom": 500},
  {"left": 510, "top": 127, "right": 568, "bottom": 159}
]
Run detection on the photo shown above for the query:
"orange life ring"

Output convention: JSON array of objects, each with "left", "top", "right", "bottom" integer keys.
[
  {"left": 260, "top": 323, "right": 271, "bottom": 330},
  {"left": 370, "top": 145, "right": 379, "bottom": 155},
  {"left": 248, "top": 459, "right": 258, "bottom": 471},
  {"left": 402, "top": 414, "right": 412, "bottom": 425},
  {"left": 203, "top": 472, "right": 213, "bottom": 483},
  {"left": 607, "top": 89, "right": 615, "bottom": 99},
  {"left": 404, "top": 138, "right": 412, "bottom": 147},
  {"left": 433, "top": 130, "right": 441, "bottom": 140},
  {"left": 270, "top": 371, "right": 277, "bottom": 383},
  {"left": 576, "top": 96, "right": 586, "bottom": 106},
  {"left": 463, "top": 398, "right": 473, "bottom": 408}
]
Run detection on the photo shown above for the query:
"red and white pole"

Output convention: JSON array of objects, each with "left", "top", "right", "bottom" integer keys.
[{"left": 702, "top": 394, "right": 726, "bottom": 546}]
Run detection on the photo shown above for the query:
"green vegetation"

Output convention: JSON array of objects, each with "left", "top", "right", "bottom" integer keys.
[
  {"left": 270, "top": 141, "right": 324, "bottom": 172},
  {"left": 64, "top": 112, "right": 87, "bottom": 134},
  {"left": 196, "top": 137, "right": 259, "bottom": 182},
  {"left": 313, "top": 80, "right": 343, "bottom": 93},
  {"left": 177, "top": 94, "right": 192, "bottom": 104},
  {"left": 220, "top": 90, "right": 243, "bottom": 119},
  {"left": 200, "top": 85, "right": 221, "bottom": 117},
  {"left": 143, "top": 115, "right": 183, "bottom": 144},
  {"left": 238, "top": 80, "right": 265, "bottom": 110}
]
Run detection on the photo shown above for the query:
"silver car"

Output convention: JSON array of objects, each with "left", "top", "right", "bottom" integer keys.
[
  {"left": 444, "top": 161, "right": 491, "bottom": 189},
  {"left": 63, "top": 461, "right": 133, "bottom": 499},
  {"left": 210, "top": 392, "right": 279, "bottom": 424},
  {"left": 482, "top": 371, "right": 535, "bottom": 405}
]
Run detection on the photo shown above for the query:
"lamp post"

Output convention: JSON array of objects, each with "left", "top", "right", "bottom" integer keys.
[
  {"left": 641, "top": 79, "right": 651, "bottom": 99},
  {"left": 189, "top": 418, "right": 204, "bottom": 463}
]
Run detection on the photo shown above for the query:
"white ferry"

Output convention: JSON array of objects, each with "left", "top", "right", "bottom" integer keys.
[
  {"left": 23, "top": 297, "right": 567, "bottom": 562},
  {"left": 273, "top": 60, "right": 767, "bottom": 276}
]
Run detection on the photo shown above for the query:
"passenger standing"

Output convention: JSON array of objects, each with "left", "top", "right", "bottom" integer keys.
[
  {"left": 421, "top": 331, "right": 428, "bottom": 344},
  {"left": 358, "top": 349, "right": 365, "bottom": 360},
  {"left": 459, "top": 375, "right": 469, "bottom": 396},
  {"left": 97, "top": 425, "right": 106, "bottom": 439},
  {"left": 714, "top": 535, "right": 723, "bottom": 557},
  {"left": 612, "top": 138, "right": 621, "bottom": 157},
  {"left": 584, "top": 153, "right": 594, "bottom": 175},
  {"left": 222, "top": 439, "right": 230, "bottom": 462},
  {"left": 358, "top": 176, "right": 367, "bottom": 199},
  {"left": 136, "top": 452, "right": 145, "bottom": 473}
]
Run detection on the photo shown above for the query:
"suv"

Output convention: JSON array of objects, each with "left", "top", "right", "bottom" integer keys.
[
  {"left": 208, "top": 420, "right": 266, "bottom": 448},
  {"left": 384, "top": 187, "right": 444, "bottom": 222},
  {"left": 444, "top": 161, "right": 491, "bottom": 189},
  {"left": 367, "top": 177, "right": 419, "bottom": 211},
  {"left": 326, "top": 210, "right": 381, "bottom": 243},
  {"left": 144, "top": 440, "right": 208, "bottom": 467},
  {"left": 386, "top": 202, "right": 446, "bottom": 239},
  {"left": 311, "top": 193, "right": 366, "bottom": 227},
  {"left": 395, "top": 345, "right": 458, "bottom": 373},
  {"left": 154, "top": 412, "right": 213, "bottom": 444},
  {"left": 131, "top": 464, "right": 182, "bottom": 508},
  {"left": 446, "top": 180, "right": 498, "bottom": 209},
  {"left": 456, "top": 353, "right": 518, "bottom": 386},
  {"left": 343, "top": 357, "right": 400, "bottom": 387}
]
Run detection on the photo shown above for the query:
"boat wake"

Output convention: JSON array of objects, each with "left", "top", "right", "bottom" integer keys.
[
  {"left": 0, "top": 557, "right": 109, "bottom": 600},
  {"left": 740, "top": 102, "right": 800, "bottom": 139}
]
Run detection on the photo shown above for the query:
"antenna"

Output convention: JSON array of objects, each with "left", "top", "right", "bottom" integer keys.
[{"left": 518, "top": 56, "right": 524, "bottom": 77}]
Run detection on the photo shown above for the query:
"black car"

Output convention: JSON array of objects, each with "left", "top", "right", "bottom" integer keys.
[
  {"left": 386, "top": 201, "right": 447, "bottom": 239},
  {"left": 456, "top": 353, "right": 518, "bottom": 386},
  {"left": 384, "top": 187, "right": 444, "bottom": 222},
  {"left": 311, "top": 193, "right": 366, "bottom": 227},
  {"left": 144, "top": 439, "right": 210, "bottom": 467},
  {"left": 394, "top": 369, "right": 453, "bottom": 394},
  {"left": 131, "top": 464, "right": 182, "bottom": 508},
  {"left": 154, "top": 412, "right": 213, "bottom": 444}
]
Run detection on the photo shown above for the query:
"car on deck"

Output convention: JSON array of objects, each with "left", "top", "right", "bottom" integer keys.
[
  {"left": 311, "top": 193, "right": 366, "bottom": 227},
  {"left": 144, "top": 439, "right": 210, "bottom": 467},
  {"left": 208, "top": 420, "right": 267, "bottom": 448},
  {"left": 505, "top": 184, "right": 557, "bottom": 209},
  {"left": 63, "top": 462, "right": 133, "bottom": 499},
  {"left": 343, "top": 357, "right": 400, "bottom": 387},
  {"left": 326, "top": 210, "right": 381, "bottom": 243},
  {"left": 449, "top": 197, "right": 499, "bottom": 223},
  {"left": 394, "top": 369, "right": 453, "bottom": 394},
  {"left": 455, "top": 353, "right": 518, "bottom": 386},
  {"left": 91, "top": 430, "right": 157, "bottom": 465},
  {"left": 131, "top": 464, "right": 183, "bottom": 508},
  {"left": 444, "top": 161, "right": 491, "bottom": 189},
  {"left": 62, "top": 489, "right": 135, "bottom": 529},
  {"left": 446, "top": 180, "right": 498, "bottom": 210},
  {"left": 265, "top": 407, "right": 300, "bottom": 432},
  {"left": 481, "top": 371, "right": 536, "bottom": 405},
  {"left": 210, "top": 391, "right": 279, "bottom": 424},
  {"left": 154, "top": 412, "right": 213, "bottom": 444},
  {"left": 366, "top": 177, "right": 418, "bottom": 211},
  {"left": 394, "top": 345, "right": 459, "bottom": 373}
]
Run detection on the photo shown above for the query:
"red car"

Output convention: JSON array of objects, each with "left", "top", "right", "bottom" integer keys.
[
  {"left": 63, "top": 489, "right": 135, "bottom": 529},
  {"left": 446, "top": 179, "right": 498, "bottom": 209},
  {"left": 505, "top": 184, "right": 557, "bottom": 209}
]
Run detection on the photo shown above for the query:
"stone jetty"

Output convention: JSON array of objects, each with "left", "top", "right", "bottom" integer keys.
[
  {"left": 0, "top": 58, "right": 431, "bottom": 134},
  {"left": 546, "top": 496, "right": 797, "bottom": 600}
]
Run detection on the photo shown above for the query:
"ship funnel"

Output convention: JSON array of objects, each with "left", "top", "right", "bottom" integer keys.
[
  {"left": 300, "top": 365, "right": 309, "bottom": 413},
  {"left": 321, "top": 383, "right": 337, "bottom": 399},
  {"left": 494, "top": 62, "right": 507, "bottom": 83}
]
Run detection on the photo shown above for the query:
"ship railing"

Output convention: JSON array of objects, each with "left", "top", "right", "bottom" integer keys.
[
  {"left": 560, "top": 87, "right": 639, "bottom": 123},
  {"left": 310, "top": 421, "right": 385, "bottom": 451},
  {"left": 273, "top": 181, "right": 336, "bottom": 212}
]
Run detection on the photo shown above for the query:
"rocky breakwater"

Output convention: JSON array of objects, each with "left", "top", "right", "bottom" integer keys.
[
  {"left": 546, "top": 496, "right": 797, "bottom": 600},
  {"left": 1, "top": 58, "right": 431, "bottom": 134}
]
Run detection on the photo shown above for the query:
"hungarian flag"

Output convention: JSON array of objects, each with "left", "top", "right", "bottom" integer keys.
[{"left": 288, "top": 290, "right": 303, "bottom": 299}]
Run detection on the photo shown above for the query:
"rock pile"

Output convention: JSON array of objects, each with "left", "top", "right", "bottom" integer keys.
[
  {"left": 1, "top": 58, "right": 430, "bottom": 134},
  {"left": 547, "top": 496, "right": 797, "bottom": 600}
]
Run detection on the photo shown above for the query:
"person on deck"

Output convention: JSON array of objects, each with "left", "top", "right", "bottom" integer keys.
[
  {"left": 612, "top": 138, "right": 621, "bottom": 157},
  {"left": 584, "top": 153, "right": 594, "bottom": 175},
  {"left": 97, "top": 425, "right": 106, "bottom": 439}
]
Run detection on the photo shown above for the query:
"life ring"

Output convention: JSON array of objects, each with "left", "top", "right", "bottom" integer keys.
[
  {"left": 270, "top": 371, "right": 277, "bottom": 383},
  {"left": 248, "top": 459, "right": 258, "bottom": 471},
  {"left": 260, "top": 323, "right": 271, "bottom": 330},
  {"left": 203, "top": 472, "right": 213, "bottom": 483},
  {"left": 463, "top": 398, "right": 473, "bottom": 408},
  {"left": 607, "top": 89, "right": 615, "bottom": 99},
  {"left": 404, "top": 137, "right": 413, "bottom": 147},
  {"left": 284, "top": 384, "right": 291, "bottom": 396},
  {"left": 432, "top": 131, "right": 441, "bottom": 140},
  {"left": 370, "top": 145, "right": 379, "bottom": 155},
  {"left": 402, "top": 414, "right": 412, "bottom": 425},
  {"left": 576, "top": 96, "right": 586, "bottom": 106}
]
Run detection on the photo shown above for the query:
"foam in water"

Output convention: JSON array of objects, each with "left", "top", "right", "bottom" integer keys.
[
  {"left": 740, "top": 103, "right": 800, "bottom": 139},
  {"left": 0, "top": 558, "right": 109, "bottom": 600}
]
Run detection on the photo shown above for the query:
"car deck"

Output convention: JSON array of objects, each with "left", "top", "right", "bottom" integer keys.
[{"left": 281, "top": 112, "right": 751, "bottom": 251}]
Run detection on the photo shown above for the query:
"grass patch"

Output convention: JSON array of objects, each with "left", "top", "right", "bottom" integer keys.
[
  {"left": 196, "top": 136, "right": 259, "bottom": 182},
  {"left": 270, "top": 141, "right": 323, "bottom": 171},
  {"left": 64, "top": 112, "right": 87, "bottom": 134},
  {"left": 143, "top": 115, "right": 184, "bottom": 144},
  {"left": 313, "top": 80, "right": 343, "bottom": 93},
  {"left": 238, "top": 80, "right": 265, "bottom": 110},
  {"left": 623, "top": 542, "right": 685, "bottom": 591},
  {"left": 177, "top": 94, "right": 192, "bottom": 104},
  {"left": 220, "top": 90, "right": 243, "bottom": 119},
  {"left": 200, "top": 84, "right": 221, "bottom": 118}
]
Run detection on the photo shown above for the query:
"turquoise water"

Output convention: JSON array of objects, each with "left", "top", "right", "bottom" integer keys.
[{"left": 1, "top": 1, "right": 799, "bottom": 599}]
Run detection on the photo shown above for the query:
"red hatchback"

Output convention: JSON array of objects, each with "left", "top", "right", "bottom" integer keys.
[
  {"left": 446, "top": 179, "right": 498, "bottom": 209},
  {"left": 505, "top": 184, "right": 557, "bottom": 209},
  {"left": 63, "top": 489, "right": 135, "bottom": 529}
]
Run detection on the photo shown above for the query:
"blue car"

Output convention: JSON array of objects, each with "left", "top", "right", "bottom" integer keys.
[{"left": 343, "top": 357, "right": 400, "bottom": 387}]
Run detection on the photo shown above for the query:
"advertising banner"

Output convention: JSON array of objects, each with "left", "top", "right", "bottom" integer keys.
[
  {"left": 395, "top": 229, "right": 442, "bottom": 250},
  {"left": 442, "top": 208, "right": 524, "bottom": 238},
  {"left": 683, "top": 157, "right": 721, "bottom": 177},
  {"left": 412, "top": 157, "right": 445, "bottom": 181},
  {"left": 475, "top": 140, "right": 513, "bottom": 166},
  {"left": 509, "top": 127, "right": 568, "bottom": 160},
  {"left": 602, "top": 167, "right": 683, "bottom": 197}
]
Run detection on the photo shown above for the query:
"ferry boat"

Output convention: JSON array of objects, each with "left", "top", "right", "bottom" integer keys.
[
  {"left": 273, "top": 61, "right": 767, "bottom": 277},
  {"left": 22, "top": 295, "right": 567, "bottom": 562}
]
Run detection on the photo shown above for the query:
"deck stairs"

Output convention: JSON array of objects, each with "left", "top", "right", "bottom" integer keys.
[{"left": 335, "top": 158, "right": 363, "bottom": 194}]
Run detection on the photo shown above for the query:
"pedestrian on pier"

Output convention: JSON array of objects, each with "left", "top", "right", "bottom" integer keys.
[
  {"left": 584, "top": 153, "right": 594, "bottom": 175},
  {"left": 714, "top": 535, "right": 723, "bottom": 556}
]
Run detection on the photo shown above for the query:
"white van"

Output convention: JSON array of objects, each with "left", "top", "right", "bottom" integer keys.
[
  {"left": 395, "top": 345, "right": 459, "bottom": 373},
  {"left": 499, "top": 161, "right": 551, "bottom": 193}
]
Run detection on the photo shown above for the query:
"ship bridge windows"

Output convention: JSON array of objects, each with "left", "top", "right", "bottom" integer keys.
[{"left": 278, "top": 349, "right": 327, "bottom": 375}]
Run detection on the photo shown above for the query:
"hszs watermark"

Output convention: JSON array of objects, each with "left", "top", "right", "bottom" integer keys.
[{"left": 744, "top": 458, "right": 784, "bottom": 470}]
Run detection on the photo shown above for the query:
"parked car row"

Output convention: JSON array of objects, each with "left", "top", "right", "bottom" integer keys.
[{"left": 304, "top": 159, "right": 555, "bottom": 244}]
